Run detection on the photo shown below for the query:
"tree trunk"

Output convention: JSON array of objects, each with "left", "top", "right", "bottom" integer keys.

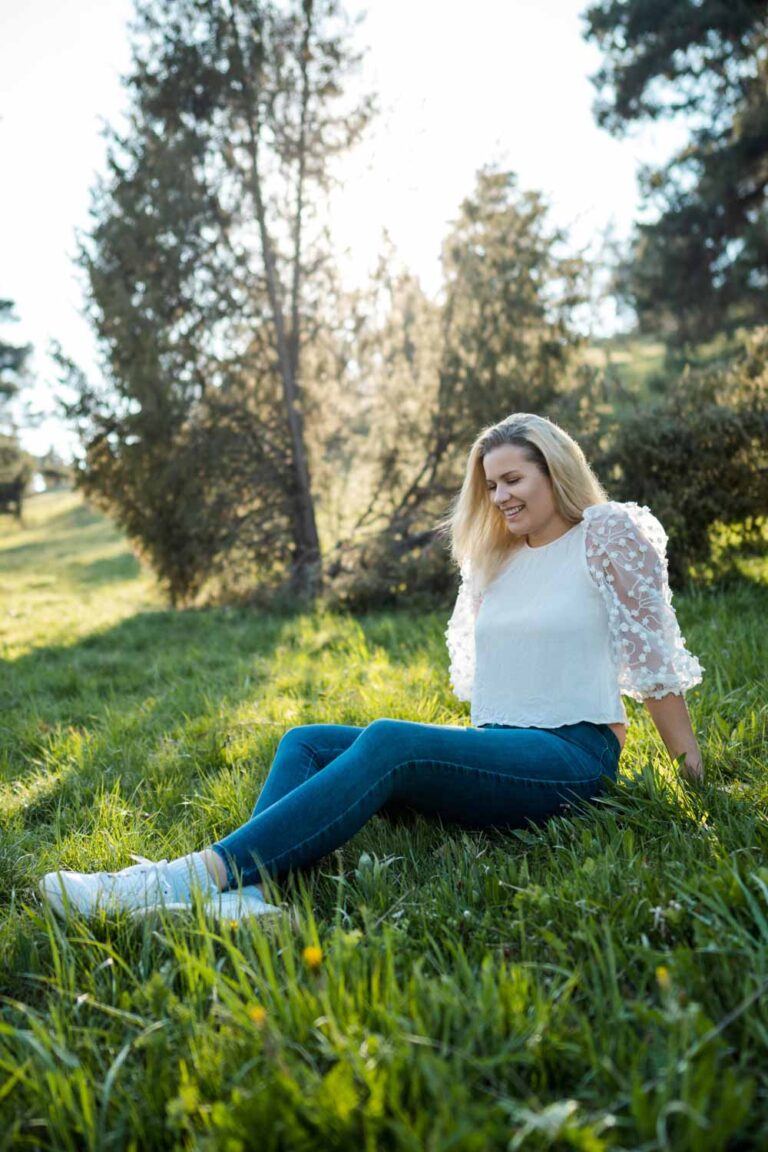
[{"left": 229, "top": 1, "right": 322, "bottom": 598}]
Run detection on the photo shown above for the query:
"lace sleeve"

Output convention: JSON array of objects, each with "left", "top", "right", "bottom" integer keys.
[
  {"left": 582, "top": 501, "right": 705, "bottom": 701},
  {"left": 444, "top": 557, "right": 484, "bottom": 703}
]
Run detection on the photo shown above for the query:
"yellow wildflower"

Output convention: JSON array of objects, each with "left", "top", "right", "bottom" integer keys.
[
  {"left": 248, "top": 1004, "right": 267, "bottom": 1026},
  {"left": 655, "top": 965, "right": 671, "bottom": 991},
  {"left": 302, "top": 945, "right": 323, "bottom": 970}
]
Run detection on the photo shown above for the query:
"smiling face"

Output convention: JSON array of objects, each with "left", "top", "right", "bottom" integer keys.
[{"left": 482, "top": 442, "right": 573, "bottom": 546}]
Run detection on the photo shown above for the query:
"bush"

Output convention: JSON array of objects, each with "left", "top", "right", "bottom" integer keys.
[
  {"left": 325, "top": 532, "right": 454, "bottom": 614},
  {"left": 74, "top": 396, "right": 297, "bottom": 608},
  {"left": 595, "top": 327, "right": 768, "bottom": 584}
]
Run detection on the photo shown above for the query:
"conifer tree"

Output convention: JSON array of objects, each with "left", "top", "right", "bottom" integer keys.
[
  {"left": 0, "top": 300, "right": 33, "bottom": 482},
  {"left": 584, "top": 0, "right": 768, "bottom": 343},
  {"left": 74, "top": 0, "right": 373, "bottom": 603},
  {"left": 327, "top": 167, "right": 592, "bottom": 607}
]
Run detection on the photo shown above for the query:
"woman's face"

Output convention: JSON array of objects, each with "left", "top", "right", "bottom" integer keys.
[{"left": 482, "top": 443, "right": 570, "bottom": 544}]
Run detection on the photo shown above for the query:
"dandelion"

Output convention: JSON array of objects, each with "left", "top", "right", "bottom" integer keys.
[
  {"left": 655, "top": 965, "right": 671, "bottom": 991},
  {"left": 248, "top": 1004, "right": 267, "bottom": 1026},
  {"left": 303, "top": 945, "right": 323, "bottom": 970}
]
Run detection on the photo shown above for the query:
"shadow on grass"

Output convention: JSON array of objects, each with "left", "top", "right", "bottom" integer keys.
[
  {"left": 67, "top": 553, "right": 142, "bottom": 585},
  {"left": 0, "top": 597, "right": 444, "bottom": 795},
  {"left": 1, "top": 606, "right": 288, "bottom": 752},
  {"left": 0, "top": 598, "right": 465, "bottom": 910}
]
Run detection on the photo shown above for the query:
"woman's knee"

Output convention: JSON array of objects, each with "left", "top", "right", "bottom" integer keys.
[
  {"left": 360, "top": 718, "right": 406, "bottom": 742},
  {"left": 355, "top": 719, "right": 412, "bottom": 775},
  {"left": 277, "top": 723, "right": 327, "bottom": 750}
]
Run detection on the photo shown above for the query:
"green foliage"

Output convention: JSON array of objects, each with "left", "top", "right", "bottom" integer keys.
[
  {"left": 0, "top": 436, "right": 34, "bottom": 487},
  {"left": 0, "top": 299, "right": 31, "bottom": 419},
  {"left": 436, "top": 167, "right": 590, "bottom": 438},
  {"left": 327, "top": 529, "right": 454, "bottom": 614},
  {"left": 73, "top": 0, "right": 373, "bottom": 604},
  {"left": 583, "top": 0, "right": 768, "bottom": 344},
  {"left": 328, "top": 166, "right": 593, "bottom": 609},
  {"left": 1, "top": 493, "right": 767, "bottom": 1148},
  {"left": 0, "top": 300, "right": 34, "bottom": 492},
  {"left": 594, "top": 326, "right": 768, "bottom": 584}
]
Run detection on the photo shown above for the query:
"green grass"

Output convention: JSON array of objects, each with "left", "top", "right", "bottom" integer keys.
[
  {"left": 583, "top": 327, "right": 753, "bottom": 411},
  {"left": 1, "top": 492, "right": 767, "bottom": 1150}
]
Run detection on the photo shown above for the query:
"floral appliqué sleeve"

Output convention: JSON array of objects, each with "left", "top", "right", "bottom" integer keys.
[
  {"left": 444, "top": 557, "right": 485, "bottom": 703},
  {"left": 582, "top": 501, "right": 704, "bottom": 701}
]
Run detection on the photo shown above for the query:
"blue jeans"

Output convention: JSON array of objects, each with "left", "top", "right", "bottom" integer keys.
[{"left": 210, "top": 719, "right": 621, "bottom": 890}]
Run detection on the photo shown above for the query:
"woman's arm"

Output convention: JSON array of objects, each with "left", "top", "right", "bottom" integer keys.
[{"left": 642, "top": 694, "right": 704, "bottom": 783}]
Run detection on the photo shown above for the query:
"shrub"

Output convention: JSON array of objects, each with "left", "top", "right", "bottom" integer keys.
[{"left": 595, "top": 327, "right": 768, "bottom": 584}]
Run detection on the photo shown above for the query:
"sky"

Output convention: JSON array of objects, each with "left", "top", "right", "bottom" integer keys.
[{"left": 0, "top": 0, "right": 688, "bottom": 459}]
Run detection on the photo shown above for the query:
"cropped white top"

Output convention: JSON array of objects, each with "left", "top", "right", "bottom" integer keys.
[{"left": 445, "top": 501, "right": 704, "bottom": 729}]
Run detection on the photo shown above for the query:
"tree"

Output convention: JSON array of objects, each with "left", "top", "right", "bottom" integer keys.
[
  {"left": 593, "top": 325, "right": 768, "bottom": 583},
  {"left": 583, "top": 0, "right": 768, "bottom": 344},
  {"left": 73, "top": 0, "right": 373, "bottom": 604},
  {"left": 327, "top": 167, "right": 594, "bottom": 608},
  {"left": 433, "top": 168, "right": 592, "bottom": 459},
  {"left": 0, "top": 299, "right": 33, "bottom": 485}
]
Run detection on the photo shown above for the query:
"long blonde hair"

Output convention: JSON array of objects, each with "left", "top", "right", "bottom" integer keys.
[{"left": 435, "top": 413, "right": 608, "bottom": 592}]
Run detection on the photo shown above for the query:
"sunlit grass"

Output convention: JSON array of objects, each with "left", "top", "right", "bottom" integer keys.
[
  {"left": 581, "top": 333, "right": 667, "bottom": 401},
  {"left": 0, "top": 490, "right": 163, "bottom": 659},
  {"left": 0, "top": 492, "right": 766, "bottom": 1150}
]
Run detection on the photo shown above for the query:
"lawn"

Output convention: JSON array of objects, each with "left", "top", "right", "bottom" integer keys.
[{"left": 1, "top": 492, "right": 766, "bottom": 1150}]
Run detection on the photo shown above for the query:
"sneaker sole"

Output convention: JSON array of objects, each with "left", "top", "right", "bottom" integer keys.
[
  {"left": 129, "top": 899, "right": 285, "bottom": 922},
  {"left": 40, "top": 876, "right": 291, "bottom": 925}
]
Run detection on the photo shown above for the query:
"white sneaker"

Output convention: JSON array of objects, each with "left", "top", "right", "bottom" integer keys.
[
  {"left": 39, "top": 853, "right": 215, "bottom": 920},
  {"left": 131, "top": 884, "right": 284, "bottom": 923}
]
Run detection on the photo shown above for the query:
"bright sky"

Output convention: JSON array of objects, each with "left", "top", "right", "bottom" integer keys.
[{"left": 0, "top": 0, "right": 687, "bottom": 458}]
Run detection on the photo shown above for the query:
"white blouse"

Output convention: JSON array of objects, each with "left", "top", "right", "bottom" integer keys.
[{"left": 444, "top": 500, "right": 704, "bottom": 728}]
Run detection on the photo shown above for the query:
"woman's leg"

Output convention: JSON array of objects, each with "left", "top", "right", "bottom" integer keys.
[
  {"left": 251, "top": 724, "right": 365, "bottom": 818},
  {"left": 210, "top": 718, "right": 619, "bottom": 890},
  {"left": 206, "top": 723, "right": 365, "bottom": 891}
]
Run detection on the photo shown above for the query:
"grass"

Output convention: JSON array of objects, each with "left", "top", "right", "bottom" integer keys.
[
  {"left": 581, "top": 328, "right": 751, "bottom": 412},
  {"left": 1, "top": 491, "right": 767, "bottom": 1150}
]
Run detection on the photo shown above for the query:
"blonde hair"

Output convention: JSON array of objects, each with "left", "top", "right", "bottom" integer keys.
[{"left": 435, "top": 413, "right": 608, "bottom": 592}]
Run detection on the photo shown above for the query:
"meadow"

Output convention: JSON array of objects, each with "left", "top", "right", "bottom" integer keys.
[{"left": 0, "top": 491, "right": 766, "bottom": 1150}]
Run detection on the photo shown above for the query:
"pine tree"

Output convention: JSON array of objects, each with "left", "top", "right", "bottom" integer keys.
[
  {"left": 0, "top": 300, "right": 33, "bottom": 485},
  {"left": 327, "top": 167, "right": 592, "bottom": 608},
  {"left": 74, "top": 0, "right": 373, "bottom": 604},
  {"left": 584, "top": 0, "right": 768, "bottom": 343}
]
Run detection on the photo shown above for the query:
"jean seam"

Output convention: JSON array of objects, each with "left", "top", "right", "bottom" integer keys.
[
  {"left": 598, "top": 745, "right": 619, "bottom": 779},
  {"left": 264, "top": 757, "right": 607, "bottom": 872},
  {"left": 399, "top": 758, "right": 608, "bottom": 788},
  {"left": 558, "top": 729, "right": 621, "bottom": 766},
  {"left": 600, "top": 730, "right": 621, "bottom": 758}
]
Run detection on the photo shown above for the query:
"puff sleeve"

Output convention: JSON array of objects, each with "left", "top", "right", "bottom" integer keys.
[
  {"left": 582, "top": 501, "right": 705, "bottom": 701},
  {"left": 444, "top": 557, "right": 485, "bottom": 703}
]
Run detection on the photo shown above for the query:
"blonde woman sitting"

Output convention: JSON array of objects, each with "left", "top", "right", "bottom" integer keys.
[{"left": 40, "top": 413, "right": 705, "bottom": 922}]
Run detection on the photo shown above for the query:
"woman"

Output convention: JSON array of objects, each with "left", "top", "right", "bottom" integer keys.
[{"left": 40, "top": 413, "right": 705, "bottom": 923}]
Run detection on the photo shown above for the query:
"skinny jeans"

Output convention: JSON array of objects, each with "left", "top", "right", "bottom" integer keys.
[{"left": 210, "top": 719, "right": 622, "bottom": 890}]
